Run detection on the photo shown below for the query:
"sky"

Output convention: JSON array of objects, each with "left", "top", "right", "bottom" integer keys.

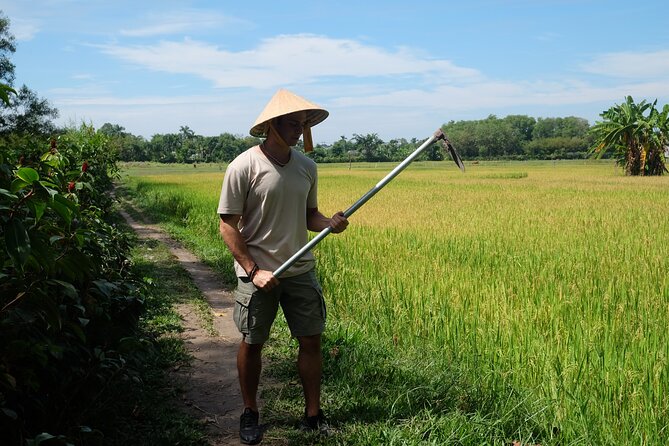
[{"left": 1, "top": 0, "right": 668, "bottom": 143}]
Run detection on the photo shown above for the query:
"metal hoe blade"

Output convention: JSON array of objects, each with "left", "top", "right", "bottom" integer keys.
[
  {"left": 273, "top": 128, "right": 464, "bottom": 277},
  {"left": 441, "top": 134, "right": 465, "bottom": 172}
]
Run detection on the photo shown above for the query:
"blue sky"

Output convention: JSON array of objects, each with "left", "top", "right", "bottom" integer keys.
[{"left": 1, "top": 0, "right": 668, "bottom": 143}]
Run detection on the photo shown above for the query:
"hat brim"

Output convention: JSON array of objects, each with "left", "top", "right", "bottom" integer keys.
[
  {"left": 249, "top": 89, "right": 329, "bottom": 137},
  {"left": 250, "top": 109, "right": 329, "bottom": 137}
]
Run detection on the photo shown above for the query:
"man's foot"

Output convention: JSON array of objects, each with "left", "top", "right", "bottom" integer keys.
[
  {"left": 299, "top": 409, "right": 330, "bottom": 436},
  {"left": 239, "top": 408, "right": 263, "bottom": 445}
]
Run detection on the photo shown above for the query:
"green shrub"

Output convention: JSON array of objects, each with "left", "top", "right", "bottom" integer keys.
[{"left": 0, "top": 125, "right": 146, "bottom": 444}]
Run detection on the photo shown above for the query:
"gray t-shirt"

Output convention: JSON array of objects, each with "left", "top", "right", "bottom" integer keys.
[{"left": 217, "top": 146, "right": 318, "bottom": 278}]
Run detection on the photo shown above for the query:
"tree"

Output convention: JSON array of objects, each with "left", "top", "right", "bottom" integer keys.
[
  {"left": 352, "top": 133, "right": 384, "bottom": 162},
  {"left": 444, "top": 116, "right": 523, "bottom": 158},
  {"left": 202, "top": 135, "right": 220, "bottom": 163},
  {"left": 0, "top": 85, "right": 58, "bottom": 136},
  {"left": 176, "top": 125, "right": 195, "bottom": 163},
  {"left": 503, "top": 115, "right": 536, "bottom": 141},
  {"left": 477, "top": 115, "right": 523, "bottom": 157},
  {"left": 98, "top": 122, "right": 127, "bottom": 138},
  {"left": 99, "top": 123, "right": 148, "bottom": 161},
  {"left": 147, "top": 133, "right": 179, "bottom": 162},
  {"left": 0, "top": 13, "right": 16, "bottom": 85},
  {"left": 589, "top": 96, "right": 668, "bottom": 176},
  {"left": 0, "top": 13, "right": 58, "bottom": 140},
  {"left": 330, "top": 136, "right": 351, "bottom": 159},
  {"left": 443, "top": 120, "right": 478, "bottom": 158},
  {"left": 216, "top": 132, "right": 241, "bottom": 162},
  {"left": 524, "top": 136, "right": 589, "bottom": 159},
  {"left": 533, "top": 116, "right": 589, "bottom": 139}
]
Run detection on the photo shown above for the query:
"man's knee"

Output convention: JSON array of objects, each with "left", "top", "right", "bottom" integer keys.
[
  {"left": 297, "top": 334, "right": 321, "bottom": 354},
  {"left": 239, "top": 339, "right": 264, "bottom": 357}
]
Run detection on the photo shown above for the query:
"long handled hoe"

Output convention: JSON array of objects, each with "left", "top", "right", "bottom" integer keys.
[{"left": 273, "top": 129, "right": 465, "bottom": 278}]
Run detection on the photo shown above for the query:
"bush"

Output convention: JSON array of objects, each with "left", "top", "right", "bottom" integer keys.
[{"left": 0, "top": 125, "right": 146, "bottom": 444}]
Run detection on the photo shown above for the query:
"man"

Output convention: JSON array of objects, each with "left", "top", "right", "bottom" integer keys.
[{"left": 217, "top": 89, "right": 348, "bottom": 445}]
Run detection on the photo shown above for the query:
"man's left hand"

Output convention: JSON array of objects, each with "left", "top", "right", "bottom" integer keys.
[{"left": 330, "top": 211, "right": 349, "bottom": 233}]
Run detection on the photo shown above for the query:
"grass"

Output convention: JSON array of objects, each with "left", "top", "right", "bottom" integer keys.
[
  {"left": 89, "top": 215, "right": 215, "bottom": 445},
  {"left": 119, "top": 159, "right": 669, "bottom": 445}
]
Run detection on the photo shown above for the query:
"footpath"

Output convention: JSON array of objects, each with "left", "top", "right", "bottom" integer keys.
[{"left": 120, "top": 209, "right": 246, "bottom": 446}]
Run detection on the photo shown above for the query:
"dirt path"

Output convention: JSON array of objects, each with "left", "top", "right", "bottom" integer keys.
[{"left": 120, "top": 209, "right": 248, "bottom": 445}]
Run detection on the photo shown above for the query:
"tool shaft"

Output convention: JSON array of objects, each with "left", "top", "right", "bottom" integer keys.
[{"left": 273, "top": 130, "right": 445, "bottom": 277}]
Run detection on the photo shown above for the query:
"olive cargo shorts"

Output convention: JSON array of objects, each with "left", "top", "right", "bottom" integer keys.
[{"left": 233, "top": 269, "right": 326, "bottom": 344}]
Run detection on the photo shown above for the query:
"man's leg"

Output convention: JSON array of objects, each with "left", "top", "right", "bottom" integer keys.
[
  {"left": 237, "top": 339, "right": 264, "bottom": 445},
  {"left": 233, "top": 277, "right": 278, "bottom": 444},
  {"left": 297, "top": 334, "right": 322, "bottom": 417},
  {"left": 238, "top": 338, "right": 264, "bottom": 411}
]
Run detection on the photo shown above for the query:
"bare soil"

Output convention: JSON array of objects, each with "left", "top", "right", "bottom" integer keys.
[{"left": 121, "top": 210, "right": 248, "bottom": 445}]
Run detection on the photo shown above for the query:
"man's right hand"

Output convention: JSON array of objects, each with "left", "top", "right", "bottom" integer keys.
[{"left": 252, "top": 269, "right": 279, "bottom": 291}]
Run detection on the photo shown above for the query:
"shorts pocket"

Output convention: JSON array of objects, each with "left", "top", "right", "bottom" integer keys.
[
  {"left": 234, "top": 288, "right": 252, "bottom": 306},
  {"left": 309, "top": 270, "right": 326, "bottom": 320},
  {"left": 233, "top": 281, "right": 255, "bottom": 334},
  {"left": 234, "top": 279, "right": 256, "bottom": 306}
]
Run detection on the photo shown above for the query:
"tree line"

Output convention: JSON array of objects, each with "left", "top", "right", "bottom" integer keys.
[
  {"left": 443, "top": 114, "right": 592, "bottom": 160},
  {"left": 100, "top": 113, "right": 594, "bottom": 165}
]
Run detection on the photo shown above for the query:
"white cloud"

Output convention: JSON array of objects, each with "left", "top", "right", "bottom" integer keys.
[
  {"left": 53, "top": 79, "right": 669, "bottom": 142},
  {"left": 7, "top": 17, "right": 40, "bottom": 41},
  {"left": 71, "top": 73, "right": 94, "bottom": 80},
  {"left": 56, "top": 35, "right": 669, "bottom": 141},
  {"left": 99, "top": 34, "right": 482, "bottom": 88},
  {"left": 119, "top": 9, "right": 253, "bottom": 37},
  {"left": 55, "top": 94, "right": 223, "bottom": 107},
  {"left": 330, "top": 78, "right": 669, "bottom": 113},
  {"left": 53, "top": 77, "right": 669, "bottom": 142},
  {"left": 52, "top": 92, "right": 265, "bottom": 139},
  {"left": 581, "top": 50, "right": 669, "bottom": 79}
]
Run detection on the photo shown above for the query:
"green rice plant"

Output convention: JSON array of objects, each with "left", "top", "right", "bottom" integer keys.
[{"left": 121, "top": 160, "right": 669, "bottom": 445}]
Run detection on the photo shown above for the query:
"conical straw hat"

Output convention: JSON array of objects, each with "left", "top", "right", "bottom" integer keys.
[{"left": 250, "top": 89, "right": 329, "bottom": 137}]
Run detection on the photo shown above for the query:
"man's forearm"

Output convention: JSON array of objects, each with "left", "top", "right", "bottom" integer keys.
[
  {"left": 307, "top": 208, "right": 349, "bottom": 233},
  {"left": 306, "top": 210, "right": 332, "bottom": 232},
  {"left": 219, "top": 216, "right": 279, "bottom": 290},
  {"left": 219, "top": 219, "right": 256, "bottom": 275}
]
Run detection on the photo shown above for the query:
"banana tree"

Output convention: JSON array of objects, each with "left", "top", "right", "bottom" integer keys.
[{"left": 589, "top": 96, "right": 668, "bottom": 175}]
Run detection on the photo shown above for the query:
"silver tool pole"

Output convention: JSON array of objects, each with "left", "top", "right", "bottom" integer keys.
[{"left": 273, "top": 129, "right": 449, "bottom": 278}]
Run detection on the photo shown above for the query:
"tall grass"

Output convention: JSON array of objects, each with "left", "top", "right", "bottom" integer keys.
[{"left": 121, "top": 160, "right": 669, "bottom": 445}]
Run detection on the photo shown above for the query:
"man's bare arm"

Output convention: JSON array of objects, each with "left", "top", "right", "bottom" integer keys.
[
  {"left": 306, "top": 208, "right": 349, "bottom": 233},
  {"left": 219, "top": 215, "right": 278, "bottom": 290}
]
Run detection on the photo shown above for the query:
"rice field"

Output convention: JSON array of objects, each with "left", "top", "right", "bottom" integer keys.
[{"left": 121, "top": 160, "right": 669, "bottom": 445}]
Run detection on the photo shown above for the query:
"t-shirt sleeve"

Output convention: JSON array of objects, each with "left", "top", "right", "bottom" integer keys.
[{"left": 217, "top": 159, "right": 248, "bottom": 215}]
